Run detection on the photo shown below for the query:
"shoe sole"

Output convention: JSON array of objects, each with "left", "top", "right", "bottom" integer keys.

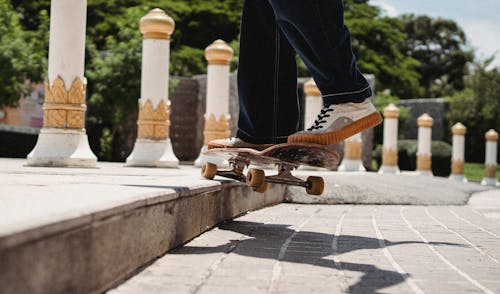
[
  {"left": 287, "top": 111, "right": 383, "bottom": 145},
  {"left": 207, "top": 142, "right": 274, "bottom": 151}
]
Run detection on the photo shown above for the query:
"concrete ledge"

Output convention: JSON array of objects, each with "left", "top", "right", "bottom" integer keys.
[
  {"left": 0, "top": 159, "right": 285, "bottom": 294},
  {"left": 286, "top": 171, "right": 492, "bottom": 205}
]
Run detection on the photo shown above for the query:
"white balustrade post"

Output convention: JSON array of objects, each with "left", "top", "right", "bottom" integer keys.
[
  {"left": 481, "top": 129, "right": 499, "bottom": 186},
  {"left": 416, "top": 113, "right": 433, "bottom": 176},
  {"left": 338, "top": 133, "right": 365, "bottom": 172},
  {"left": 303, "top": 79, "right": 323, "bottom": 130},
  {"left": 126, "top": 8, "right": 178, "bottom": 167},
  {"left": 449, "top": 123, "right": 467, "bottom": 183},
  {"left": 194, "top": 40, "right": 233, "bottom": 167},
  {"left": 379, "top": 103, "right": 400, "bottom": 174},
  {"left": 27, "top": 0, "right": 97, "bottom": 167}
]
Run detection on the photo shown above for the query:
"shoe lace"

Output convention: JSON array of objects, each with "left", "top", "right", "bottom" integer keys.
[{"left": 307, "top": 106, "right": 334, "bottom": 131}]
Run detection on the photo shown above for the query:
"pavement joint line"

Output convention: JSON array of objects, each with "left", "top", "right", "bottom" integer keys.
[
  {"left": 448, "top": 208, "right": 500, "bottom": 239},
  {"left": 268, "top": 208, "right": 321, "bottom": 293},
  {"left": 400, "top": 207, "right": 494, "bottom": 294},
  {"left": 424, "top": 207, "right": 500, "bottom": 264},
  {"left": 372, "top": 208, "right": 424, "bottom": 294},
  {"left": 193, "top": 216, "right": 279, "bottom": 294},
  {"left": 331, "top": 205, "right": 351, "bottom": 293}
]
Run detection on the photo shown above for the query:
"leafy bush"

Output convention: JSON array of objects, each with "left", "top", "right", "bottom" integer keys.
[{"left": 373, "top": 139, "right": 452, "bottom": 176}]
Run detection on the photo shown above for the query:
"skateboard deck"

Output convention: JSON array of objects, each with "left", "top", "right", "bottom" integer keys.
[{"left": 201, "top": 143, "right": 340, "bottom": 195}]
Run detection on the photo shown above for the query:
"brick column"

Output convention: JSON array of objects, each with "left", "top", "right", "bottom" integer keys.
[
  {"left": 27, "top": 0, "right": 97, "bottom": 167},
  {"left": 194, "top": 39, "right": 233, "bottom": 167},
  {"left": 379, "top": 103, "right": 400, "bottom": 174},
  {"left": 416, "top": 113, "right": 433, "bottom": 176},
  {"left": 449, "top": 122, "right": 467, "bottom": 183},
  {"left": 338, "top": 133, "right": 366, "bottom": 172},
  {"left": 126, "top": 8, "right": 179, "bottom": 167},
  {"left": 303, "top": 79, "right": 323, "bottom": 130},
  {"left": 481, "top": 129, "right": 499, "bottom": 186}
]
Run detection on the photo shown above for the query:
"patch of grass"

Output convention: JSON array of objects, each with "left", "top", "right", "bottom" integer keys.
[{"left": 464, "top": 162, "right": 500, "bottom": 182}]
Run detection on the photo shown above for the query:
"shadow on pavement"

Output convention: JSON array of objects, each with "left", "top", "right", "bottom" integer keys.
[{"left": 173, "top": 220, "right": 463, "bottom": 293}]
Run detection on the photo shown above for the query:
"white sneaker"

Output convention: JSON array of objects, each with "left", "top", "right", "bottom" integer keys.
[{"left": 288, "top": 98, "right": 382, "bottom": 145}]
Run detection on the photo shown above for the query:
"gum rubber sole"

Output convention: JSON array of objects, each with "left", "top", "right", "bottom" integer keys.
[{"left": 287, "top": 111, "right": 383, "bottom": 145}]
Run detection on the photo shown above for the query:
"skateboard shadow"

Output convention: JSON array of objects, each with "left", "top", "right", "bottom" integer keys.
[{"left": 172, "top": 220, "right": 464, "bottom": 293}]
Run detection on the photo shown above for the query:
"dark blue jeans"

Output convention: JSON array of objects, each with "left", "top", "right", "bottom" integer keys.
[{"left": 236, "top": 0, "right": 372, "bottom": 144}]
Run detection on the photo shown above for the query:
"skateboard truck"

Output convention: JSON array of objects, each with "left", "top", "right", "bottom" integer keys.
[{"left": 201, "top": 161, "right": 325, "bottom": 195}]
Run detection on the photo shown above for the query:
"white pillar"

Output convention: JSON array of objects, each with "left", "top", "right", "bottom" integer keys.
[
  {"left": 416, "top": 113, "right": 433, "bottom": 176},
  {"left": 126, "top": 8, "right": 178, "bottom": 167},
  {"left": 481, "top": 129, "right": 499, "bottom": 186},
  {"left": 194, "top": 40, "right": 233, "bottom": 167},
  {"left": 338, "top": 133, "right": 365, "bottom": 172},
  {"left": 303, "top": 79, "right": 323, "bottom": 130},
  {"left": 27, "top": 0, "right": 97, "bottom": 167},
  {"left": 379, "top": 103, "right": 400, "bottom": 174},
  {"left": 449, "top": 123, "right": 467, "bottom": 183}
]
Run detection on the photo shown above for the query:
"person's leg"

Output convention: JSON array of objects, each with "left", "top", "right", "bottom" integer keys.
[
  {"left": 267, "top": 0, "right": 382, "bottom": 144},
  {"left": 210, "top": 0, "right": 299, "bottom": 150}
]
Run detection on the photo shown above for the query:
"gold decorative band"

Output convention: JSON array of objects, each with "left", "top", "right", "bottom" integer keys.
[
  {"left": 485, "top": 164, "right": 497, "bottom": 178},
  {"left": 344, "top": 140, "right": 361, "bottom": 160},
  {"left": 137, "top": 99, "right": 170, "bottom": 140},
  {"left": 451, "top": 160, "right": 464, "bottom": 174},
  {"left": 143, "top": 32, "right": 170, "bottom": 40},
  {"left": 417, "top": 154, "right": 432, "bottom": 171},
  {"left": 208, "top": 60, "right": 230, "bottom": 66},
  {"left": 382, "top": 148, "right": 398, "bottom": 166},
  {"left": 204, "top": 114, "right": 230, "bottom": 144},
  {"left": 42, "top": 76, "right": 87, "bottom": 129}
]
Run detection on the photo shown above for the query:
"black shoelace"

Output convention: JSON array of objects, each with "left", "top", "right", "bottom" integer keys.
[{"left": 307, "top": 106, "right": 334, "bottom": 131}]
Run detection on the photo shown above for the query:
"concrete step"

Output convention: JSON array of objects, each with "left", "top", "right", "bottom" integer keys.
[{"left": 0, "top": 159, "right": 285, "bottom": 294}]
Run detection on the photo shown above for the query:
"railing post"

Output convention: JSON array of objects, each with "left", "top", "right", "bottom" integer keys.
[
  {"left": 481, "top": 129, "right": 499, "bottom": 186},
  {"left": 194, "top": 39, "right": 233, "bottom": 167},
  {"left": 416, "top": 113, "right": 433, "bottom": 176},
  {"left": 379, "top": 103, "right": 400, "bottom": 174},
  {"left": 27, "top": 0, "right": 97, "bottom": 167},
  {"left": 303, "top": 79, "right": 322, "bottom": 130},
  {"left": 126, "top": 8, "right": 178, "bottom": 167},
  {"left": 449, "top": 122, "right": 467, "bottom": 183},
  {"left": 338, "top": 133, "right": 365, "bottom": 172}
]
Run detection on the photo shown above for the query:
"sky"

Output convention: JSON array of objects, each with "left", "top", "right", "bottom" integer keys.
[{"left": 368, "top": 0, "right": 500, "bottom": 67}]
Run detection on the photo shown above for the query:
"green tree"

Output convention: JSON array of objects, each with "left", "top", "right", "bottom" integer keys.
[
  {"left": 400, "top": 14, "right": 473, "bottom": 98},
  {"left": 344, "top": 0, "right": 422, "bottom": 99},
  {"left": 447, "top": 58, "right": 500, "bottom": 162}
]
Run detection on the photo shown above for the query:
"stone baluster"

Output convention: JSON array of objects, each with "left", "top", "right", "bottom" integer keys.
[
  {"left": 379, "top": 103, "right": 400, "bottom": 174},
  {"left": 416, "top": 113, "right": 433, "bottom": 176},
  {"left": 194, "top": 39, "right": 233, "bottom": 167},
  {"left": 303, "top": 79, "right": 323, "bottom": 130},
  {"left": 481, "top": 129, "right": 499, "bottom": 186},
  {"left": 27, "top": 0, "right": 97, "bottom": 167},
  {"left": 338, "top": 133, "right": 365, "bottom": 172},
  {"left": 449, "top": 123, "right": 467, "bottom": 183},
  {"left": 126, "top": 8, "right": 178, "bottom": 167}
]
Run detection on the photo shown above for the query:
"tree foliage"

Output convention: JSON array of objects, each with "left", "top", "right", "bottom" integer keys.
[
  {"left": 400, "top": 14, "right": 473, "bottom": 98},
  {"left": 447, "top": 58, "right": 500, "bottom": 162}
]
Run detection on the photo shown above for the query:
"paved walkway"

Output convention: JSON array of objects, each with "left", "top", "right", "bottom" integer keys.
[{"left": 110, "top": 202, "right": 500, "bottom": 294}]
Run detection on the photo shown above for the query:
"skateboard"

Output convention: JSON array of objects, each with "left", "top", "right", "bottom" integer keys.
[{"left": 200, "top": 143, "right": 340, "bottom": 196}]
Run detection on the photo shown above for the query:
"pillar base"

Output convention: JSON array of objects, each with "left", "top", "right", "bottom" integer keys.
[
  {"left": 27, "top": 128, "right": 97, "bottom": 167},
  {"left": 481, "top": 177, "right": 499, "bottom": 187},
  {"left": 126, "top": 138, "right": 178, "bottom": 168},
  {"left": 338, "top": 159, "right": 366, "bottom": 172},
  {"left": 449, "top": 174, "right": 468, "bottom": 183},
  {"left": 378, "top": 165, "right": 400, "bottom": 174},
  {"left": 416, "top": 170, "right": 433, "bottom": 176},
  {"left": 194, "top": 145, "right": 229, "bottom": 168}
]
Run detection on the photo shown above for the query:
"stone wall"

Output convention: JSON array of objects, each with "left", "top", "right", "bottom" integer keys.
[{"left": 398, "top": 98, "right": 449, "bottom": 141}]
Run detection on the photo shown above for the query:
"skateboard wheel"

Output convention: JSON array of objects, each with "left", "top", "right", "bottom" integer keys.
[
  {"left": 254, "top": 181, "right": 268, "bottom": 193},
  {"left": 201, "top": 163, "right": 217, "bottom": 180},
  {"left": 306, "top": 176, "right": 324, "bottom": 196},
  {"left": 246, "top": 168, "right": 266, "bottom": 188}
]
